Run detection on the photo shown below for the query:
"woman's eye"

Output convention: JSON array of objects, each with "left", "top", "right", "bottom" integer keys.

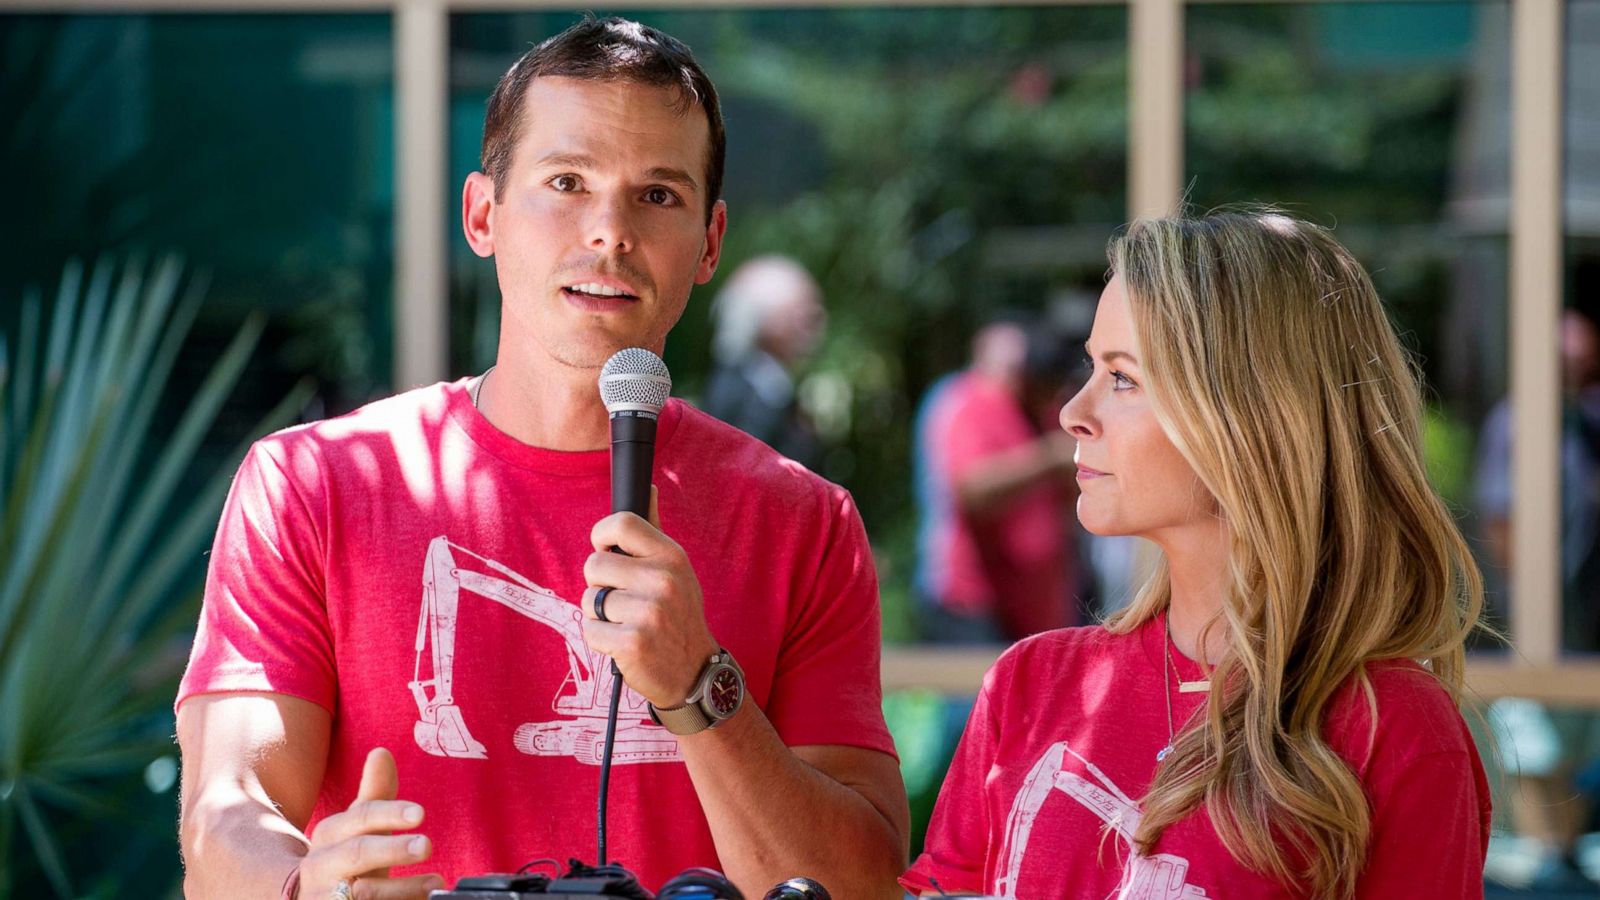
[{"left": 1111, "top": 371, "right": 1135, "bottom": 391}]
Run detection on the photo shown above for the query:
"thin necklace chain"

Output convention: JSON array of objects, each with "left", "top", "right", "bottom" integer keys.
[
  {"left": 1160, "top": 616, "right": 1176, "bottom": 762},
  {"left": 471, "top": 366, "right": 495, "bottom": 410}
]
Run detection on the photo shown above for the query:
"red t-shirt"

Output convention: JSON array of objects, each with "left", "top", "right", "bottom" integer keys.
[
  {"left": 919, "top": 371, "right": 1074, "bottom": 636},
  {"left": 901, "top": 615, "right": 1491, "bottom": 898},
  {"left": 177, "top": 380, "right": 895, "bottom": 890}
]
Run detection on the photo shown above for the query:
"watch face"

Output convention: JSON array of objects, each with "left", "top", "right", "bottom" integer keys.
[{"left": 707, "top": 666, "right": 742, "bottom": 717}]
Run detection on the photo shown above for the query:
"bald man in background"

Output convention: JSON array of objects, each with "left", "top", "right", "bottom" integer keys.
[{"left": 702, "top": 255, "right": 827, "bottom": 469}]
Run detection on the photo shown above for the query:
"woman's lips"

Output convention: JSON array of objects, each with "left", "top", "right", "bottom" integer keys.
[{"left": 1076, "top": 464, "right": 1109, "bottom": 480}]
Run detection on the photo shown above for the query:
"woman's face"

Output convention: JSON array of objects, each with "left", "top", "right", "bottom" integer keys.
[{"left": 1060, "top": 275, "right": 1218, "bottom": 539}]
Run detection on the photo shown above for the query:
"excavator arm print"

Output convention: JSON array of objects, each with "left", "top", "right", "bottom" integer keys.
[{"left": 407, "top": 536, "right": 680, "bottom": 766}]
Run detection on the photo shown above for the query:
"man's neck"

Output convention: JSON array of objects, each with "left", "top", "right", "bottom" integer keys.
[{"left": 476, "top": 353, "right": 613, "bottom": 451}]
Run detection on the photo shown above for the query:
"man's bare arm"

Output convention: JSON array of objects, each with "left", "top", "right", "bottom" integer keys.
[
  {"left": 177, "top": 693, "right": 441, "bottom": 899},
  {"left": 678, "top": 707, "right": 910, "bottom": 899}
]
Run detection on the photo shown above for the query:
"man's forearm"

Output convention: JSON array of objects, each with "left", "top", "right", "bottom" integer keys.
[
  {"left": 181, "top": 786, "right": 307, "bottom": 899},
  {"left": 676, "top": 705, "right": 906, "bottom": 899}
]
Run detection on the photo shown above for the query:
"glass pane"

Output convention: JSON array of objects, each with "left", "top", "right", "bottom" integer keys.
[
  {"left": 448, "top": 8, "right": 1129, "bottom": 645},
  {"left": 0, "top": 14, "right": 396, "bottom": 422},
  {"left": 1185, "top": 2, "right": 1513, "bottom": 652},
  {"left": 1564, "top": 0, "right": 1600, "bottom": 659}
]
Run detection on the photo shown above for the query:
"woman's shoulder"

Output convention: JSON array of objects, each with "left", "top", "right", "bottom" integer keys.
[
  {"left": 1324, "top": 658, "right": 1481, "bottom": 777},
  {"left": 983, "top": 623, "right": 1141, "bottom": 691}
]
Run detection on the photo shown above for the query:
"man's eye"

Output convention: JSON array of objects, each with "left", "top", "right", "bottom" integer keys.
[
  {"left": 644, "top": 187, "right": 677, "bottom": 206},
  {"left": 551, "top": 175, "right": 581, "bottom": 192}
]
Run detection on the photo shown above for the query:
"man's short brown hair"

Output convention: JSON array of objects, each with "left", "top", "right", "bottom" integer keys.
[{"left": 480, "top": 16, "right": 726, "bottom": 222}]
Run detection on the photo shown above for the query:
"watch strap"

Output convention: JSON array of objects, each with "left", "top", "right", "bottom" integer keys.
[
  {"left": 649, "top": 699, "right": 715, "bottom": 736},
  {"left": 649, "top": 648, "right": 742, "bottom": 736}
]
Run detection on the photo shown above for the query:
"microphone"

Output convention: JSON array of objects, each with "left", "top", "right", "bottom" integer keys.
[
  {"left": 600, "top": 347, "right": 672, "bottom": 518},
  {"left": 594, "top": 348, "right": 672, "bottom": 868}
]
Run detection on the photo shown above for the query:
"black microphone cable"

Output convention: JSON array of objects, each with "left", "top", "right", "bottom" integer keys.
[{"left": 598, "top": 659, "right": 623, "bottom": 865}]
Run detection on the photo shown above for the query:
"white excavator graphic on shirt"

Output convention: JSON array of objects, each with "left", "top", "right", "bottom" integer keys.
[
  {"left": 996, "top": 741, "right": 1210, "bottom": 900},
  {"left": 406, "top": 536, "right": 680, "bottom": 766}
]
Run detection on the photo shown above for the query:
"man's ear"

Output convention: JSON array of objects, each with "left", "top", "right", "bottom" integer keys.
[
  {"left": 694, "top": 200, "right": 728, "bottom": 284},
  {"left": 463, "top": 172, "right": 496, "bottom": 258}
]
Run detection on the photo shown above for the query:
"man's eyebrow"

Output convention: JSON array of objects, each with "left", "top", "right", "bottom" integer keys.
[
  {"left": 646, "top": 166, "right": 700, "bottom": 194},
  {"left": 1084, "top": 342, "right": 1139, "bottom": 365},
  {"left": 533, "top": 152, "right": 596, "bottom": 170}
]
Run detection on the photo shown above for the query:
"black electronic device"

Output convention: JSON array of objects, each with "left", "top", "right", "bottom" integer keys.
[{"left": 429, "top": 858, "right": 742, "bottom": 899}]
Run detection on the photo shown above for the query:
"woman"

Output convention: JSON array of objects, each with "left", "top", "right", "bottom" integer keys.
[{"left": 900, "top": 209, "right": 1491, "bottom": 899}]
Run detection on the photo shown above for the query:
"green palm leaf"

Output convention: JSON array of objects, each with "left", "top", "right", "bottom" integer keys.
[{"left": 0, "top": 256, "right": 313, "bottom": 899}]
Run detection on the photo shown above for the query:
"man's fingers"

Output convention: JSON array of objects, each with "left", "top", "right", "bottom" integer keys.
[
  {"left": 312, "top": 800, "right": 425, "bottom": 848},
  {"left": 583, "top": 549, "right": 674, "bottom": 599},
  {"left": 300, "top": 833, "right": 434, "bottom": 898},
  {"left": 328, "top": 833, "right": 432, "bottom": 880},
  {"left": 648, "top": 484, "right": 660, "bottom": 530},
  {"left": 357, "top": 747, "right": 399, "bottom": 803},
  {"left": 590, "top": 509, "right": 679, "bottom": 558},
  {"left": 582, "top": 586, "right": 658, "bottom": 626},
  {"left": 351, "top": 872, "right": 447, "bottom": 900},
  {"left": 580, "top": 617, "right": 634, "bottom": 658}
]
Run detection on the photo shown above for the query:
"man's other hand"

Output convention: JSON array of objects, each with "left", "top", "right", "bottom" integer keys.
[{"left": 298, "top": 748, "right": 444, "bottom": 899}]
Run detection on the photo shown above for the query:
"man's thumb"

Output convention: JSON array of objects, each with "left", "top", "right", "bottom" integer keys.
[{"left": 356, "top": 747, "right": 399, "bottom": 802}]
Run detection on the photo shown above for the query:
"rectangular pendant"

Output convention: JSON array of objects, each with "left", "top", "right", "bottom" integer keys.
[{"left": 1177, "top": 680, "right": 1211, "bottom": 693}]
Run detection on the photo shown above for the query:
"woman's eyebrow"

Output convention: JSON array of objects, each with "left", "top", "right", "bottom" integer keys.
[{"left": 1084, "top": 343, "right": 1139, "bottom": 365}]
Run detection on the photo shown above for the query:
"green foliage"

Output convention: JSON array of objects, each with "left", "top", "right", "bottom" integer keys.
[{"left": 0, "top": 257, "right": 312, "bottom": 898}]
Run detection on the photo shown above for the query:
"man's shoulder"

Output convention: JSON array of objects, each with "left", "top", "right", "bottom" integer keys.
[
  {"left": 250, "top": 381, "right": 458, "bottom": 475},
  {"left": 669, "top": 399, "right": 846, "bottom": 505}
]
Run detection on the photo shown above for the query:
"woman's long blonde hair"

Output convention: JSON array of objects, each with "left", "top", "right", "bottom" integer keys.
[{"left": 1105, "top": 208, "right": 1484, "bottom": 898}]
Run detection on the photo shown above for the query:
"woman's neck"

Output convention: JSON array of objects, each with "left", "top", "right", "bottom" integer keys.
[{"left": 1155, "top": 518, "right": 1232, "bottom": 666}]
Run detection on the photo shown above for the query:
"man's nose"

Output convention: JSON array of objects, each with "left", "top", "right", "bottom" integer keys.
[{"left": 586, "top": 195, "right": 637, "bottom": 254}]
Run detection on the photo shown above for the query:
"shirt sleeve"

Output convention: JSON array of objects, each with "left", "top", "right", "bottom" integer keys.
[
  {"left": 941, "top": 389, "right": 1027, "bottom": 487},
  {"left": 900, "top": 667, "right": 1002, "bottom": 896},
  {"left": 761, "top": 486, "right": 897, "bottom": 758},
  {"left": 175, "top": 437, "right": 337, "bottom": 713},
  {"left": 1355, "top": 749, "right": 1491, "bottom": 899}
]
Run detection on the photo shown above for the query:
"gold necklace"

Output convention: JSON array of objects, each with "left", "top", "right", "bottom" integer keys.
[
  {"left": 1159, "top": 615, "right": 1213, "bottom": 763},
  {"left": 1166, "top": 615, "right": 1212, "bottom": 693}
]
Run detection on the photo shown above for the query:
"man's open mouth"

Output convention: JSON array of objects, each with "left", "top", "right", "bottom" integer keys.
[{"left": 564, "top": 282, "right": 639, "bottom": 300}]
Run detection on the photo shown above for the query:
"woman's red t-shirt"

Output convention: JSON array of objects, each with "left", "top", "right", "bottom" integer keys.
[{"left": 902, "top": 614, "right": 1491, "bottom": 899}]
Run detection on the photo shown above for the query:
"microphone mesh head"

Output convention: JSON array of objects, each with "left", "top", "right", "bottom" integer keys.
[{"left": 599, "top": 348, "right": 672, "bottom": 413}]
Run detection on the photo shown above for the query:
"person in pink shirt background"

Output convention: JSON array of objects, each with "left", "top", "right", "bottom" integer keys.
[{"left": 902, "top": 208, "right": 1491, "bottom": 899}]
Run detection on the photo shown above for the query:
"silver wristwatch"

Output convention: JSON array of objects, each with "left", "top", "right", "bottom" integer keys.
[{"left": 648, "top": 648, "right": 746, "bottom": 736}]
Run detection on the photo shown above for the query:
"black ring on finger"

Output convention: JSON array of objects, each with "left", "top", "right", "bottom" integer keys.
[{"left": 594, "top": 586, "right": 616, "bottom": 623}]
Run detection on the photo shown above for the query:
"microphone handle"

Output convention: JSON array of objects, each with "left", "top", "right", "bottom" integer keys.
[{"left": 610, "top": 410, "right": 658, "bottom": 517}]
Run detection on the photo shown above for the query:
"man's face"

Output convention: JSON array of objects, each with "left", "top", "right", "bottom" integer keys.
[{"left": 468, "top": 76, "right": 726, "bottom": 370}]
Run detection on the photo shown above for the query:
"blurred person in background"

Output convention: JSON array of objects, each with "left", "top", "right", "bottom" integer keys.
[
  {"left": 702, "top": 255, "right": 827, "bottom": 470},
  {"left": 902, "top": 210, "right": 1491, "bottom": 898},
  {"left": 912, "top": 315, "right": 1081, "bottom": 644},
  {"left": 1475, "top": 306, "right": 1600, "bottom": 890}
]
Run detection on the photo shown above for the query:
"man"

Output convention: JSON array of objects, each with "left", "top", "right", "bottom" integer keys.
[
  {"left": 913, "top": 318, "right": 1079, "bottom": 643},
  {"left": 176, "top": 17, "right": 908, "bottom": 900},
  {"left": 702, "top": 255, "right": 827, "bottom": 469}
]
